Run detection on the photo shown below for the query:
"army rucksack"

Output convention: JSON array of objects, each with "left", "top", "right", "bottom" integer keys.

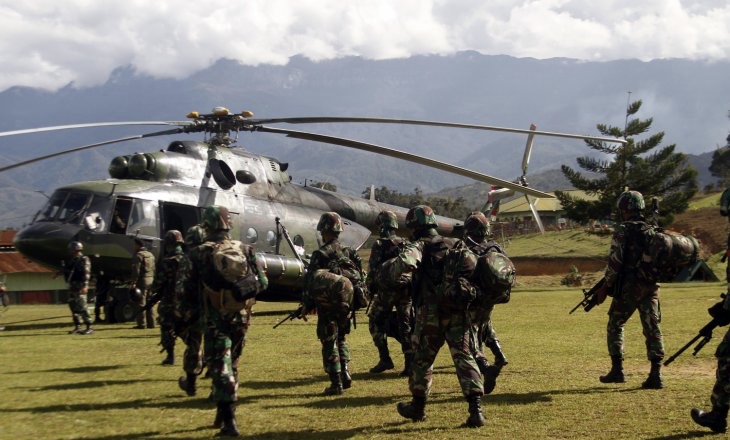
[
  {"left": 203, "top": 240, "right": 265, "bottom": 313},
  {"left": 472, "top": 251, "right": 516, "bottom": 305},
  {"left": 376, "top": 242, "right": 422, "bottom": 290},
  {"left": 327, "top": 248, "right": 369, "bottom": 310},
  {"left": 437, "top": 243, "right": 479, "bottom": 311},
  {"left": 638, "top": 227, "right": 700, "bottom": 282},
  {"left": 307, "top": 269, "right": 354, "bottom": 316}
]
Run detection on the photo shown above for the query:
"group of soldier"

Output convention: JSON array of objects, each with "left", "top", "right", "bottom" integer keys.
[{"left": 47, "top": 186, "right": 730, "bottom": 436}]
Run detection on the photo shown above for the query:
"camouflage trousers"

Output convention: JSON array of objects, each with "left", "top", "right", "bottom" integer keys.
[
  {"left": 183, "top": 323, "right": 204, "bottom": 376},
  {"left": 68, "top": 291, "right": 91, "bottom": 325},
  {"left": 469, "top": 303, "right": 500, "bottom": 362},
  {"left": 316, "top": 312, "right": 351, "bottom": 374},
  {"left": 206, "top": 310, "right": 240, "bottom": 403},
  {"left": 368, "top": 290, "right": 412, "bottom": 356},
  {"left": 184, "top": 309, "right": 250, "bottom": 377},
  {"left": 606, "top": 282, "right": 664, "bottom": 360},
  {"left": 157, "top": 302, "right": 177, "bottom": 353},
  {"left": 409, "top": 302, "right": 483, "bottom": 398},
  {"left": 135, "top": 286, "right": 155, "bottom": 328},
  {"left": 711, "top": 328, "right": 730, "bottom": 409}
]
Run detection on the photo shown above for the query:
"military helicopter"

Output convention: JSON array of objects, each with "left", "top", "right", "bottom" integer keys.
[{"left": 0, "top": 107, "right": 625, "bottom": 321}]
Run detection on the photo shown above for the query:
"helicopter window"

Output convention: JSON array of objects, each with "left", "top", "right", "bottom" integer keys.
[
  {"left": 37, "top": 190, "right": 69, "bottom": 221},
  {"left": 265, "top": 230, "right": 277, "bottom": 247},
  {"left": 127, "top": 199, "right": 158, "bottom": 237},
  {"left": 57, "top": 192, "right": 91, "bottom": 224},
  {"left": 110, "top": 198, "right": 133, "bottom": 234},
  {"left": 83, "top": 195, "right": 113, "bottom": 231},
  {"left": 245, "top": 228, "right": 258, "bottom": 243}
]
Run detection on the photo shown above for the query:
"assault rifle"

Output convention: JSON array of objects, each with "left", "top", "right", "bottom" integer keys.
[
  {"left": 273, "top": 304, "right": 308, "bottom": 329},
  {"left": 663, "top": 319, "right": 719, "bottom": 366},
  {"left": 569, "top": 277, "right": 606, "bottom": 314}
]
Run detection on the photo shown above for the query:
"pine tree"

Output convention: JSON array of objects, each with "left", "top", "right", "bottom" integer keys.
[
  {"left": 555, "top": 100, "right": 697, "bottom": 225},
  {"left": 708, "top": 119, "right": 730, "bottom": 187}
]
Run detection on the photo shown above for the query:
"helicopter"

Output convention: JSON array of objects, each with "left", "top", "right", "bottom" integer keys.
[{"left": 0, "top": 107, "right": 626, "bottom": 321}]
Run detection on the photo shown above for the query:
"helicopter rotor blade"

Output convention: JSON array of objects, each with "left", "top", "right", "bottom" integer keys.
[
  {"left": 0, "top": 121, "right": 191, "bottom": 138},
  {"left": 522, "top": 124, "right": 536, "bottom": 177},
  {"left": 249, "top": 116, "right": 626, "bottom": 145},
  {"left": 525, "top": 194, "right": 546, "bottom": 234},
  {"left": 254, "top": 125, "right": 554, "bottom": 199},
  {"left": 0, "top": 128, "right": 182, "bottom": 173}
]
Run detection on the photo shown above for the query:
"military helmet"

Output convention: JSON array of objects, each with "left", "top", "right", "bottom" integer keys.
[
  {"left": 617, "top": 190, "right": 645, "bottom": 212},
  {"left": 375, "top": 210, "right": 399, "bottom": 230},
  {"left": 164, "top": 230, "right": 184, "bottom": 247},
  {"left": 68, "top": 241, "right": 83, "bottom": 251},
  {"left": 405, "top": 205, "right": 437, "bottom": 229},
  {"left": 316, "top": 212, "right": 344, "bottom": 233},
  {"left": 202, "top": 206, "right": 232, "bottom": 231},
  {"left": 464, "top": 211, "right": 490, "bottom": 237},
  {"left": 185, "top": 224, "right": 206, "bottom": 248}
]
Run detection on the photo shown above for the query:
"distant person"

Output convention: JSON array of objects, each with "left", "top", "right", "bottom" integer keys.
[
  {"left": 0, "top": 281, "right": 8, "bottom": 331},
  {"left": 183, "top": 206, "right": 267, "bottom": 436},
  {"left": 691, "top": 187, "right": 730, "bottom": 433},
  {"left": 367, "top": 210, "right": 413, "bottom": 376},
  {"left": 131, "top": 237, "right": 156, "bottom": 329},
  {"left": 178, "top": 224, "right": 207, "bottom": 392},
  {"left": 144, "top": 230, "right": 190, "bottom": 365},
  {"left": 462, "top": 212, "right": 509, "bottom": 394},
  {"left": 301, "top": 212, "right": 364, "bottom": 396},
  {"left": 593, "top": 190, "right": 665, "bottom": 389},
  {"left": 61, "top": 241, "right": 94, "bottom": 335}
]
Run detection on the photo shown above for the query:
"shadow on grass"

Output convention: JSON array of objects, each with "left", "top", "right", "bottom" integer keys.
[
  {"left": 6, "top": 394, "right": 215, "bottom": 414},
  {"left": 243, "top": 376, "right": 322, "bottom": 390},
  {"left": 6, "top": 365, "right": 128, "bottom": 374},
  {"left": 20, "top": 378, "right": 166, "bottom": 392},
  {"left": 646, "top": 431, "right": 720, "bottom": 440}
]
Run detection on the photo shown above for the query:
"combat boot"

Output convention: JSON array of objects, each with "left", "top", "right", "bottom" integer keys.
[
  {"left": 213, "top": 404, "right": 223, "bottom": 429},
  {"left": 370, "top": 345, "right": 395, "bottom": 373},
  {"left": 341, "top": 360, "right": 352, "bottom": 389},
  {"left": 397, "top": 396, "right": 427, "bottom": 421},
  {"left": 216, "top": 402, "right": 240, "bottom": 437},
  {"left": 68, "top": 318, "right": 82, "bottom": 334},
  {"left": 81, "top": 325, "right": 94, "bottom": 335},
  {"left": 178, "top": 373, "right": 197, "bottom": 396},
  {"left": 399, "top": 353, "right": 413, "bottom": 377},
  {"left": 323, "top": 372, "right": 343, "bottom": 396},
  {"left": 161, "top": 348, "right": 174, "bottom": 365},
  {"left": 465, "top": 394, "right": 486, "bottom": 428},
  {"left": 486, "top": 340, "right": 509, "bottom": 367},
  {"left": 641, "top": 359, "right": 663, "bottom": 389},
  {"left": 599, "top": 355, "right": 625, "bottom": 383},
  {"left": 691, "top": 406, "right": 729, "bottom": 433}
]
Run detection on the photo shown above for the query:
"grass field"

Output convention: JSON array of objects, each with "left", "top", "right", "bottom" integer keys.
[{"left": 1, "top": 281, "right": 729, "bottom": 440}]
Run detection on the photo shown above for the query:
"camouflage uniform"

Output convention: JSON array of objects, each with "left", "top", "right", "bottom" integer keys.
[
  {"left": 63, "top": 242, "right": 93, "bottom": 334},
  {"left": 599, "top": 191, "right": 664, "bottom": 389},
  {"left": 302, "top": 212, "right": 362, "bottom": 395},
  {"left": 147, "top": 231, "right": 190, "bottom": 365},
  {"left": 397, "top": 205, "right": 485, "bottom": 428},
  {"left": 367, "top": 210, "right": 413, "bottom": 375},
  {"left": 132, "top": 240, "right": 156, "bottom": 328},
  {"left": 180, "top": 225, "right": 207, "bottom": 379},
  {"left": 691, "top": 187, "right": 730, "bottom": 433}
]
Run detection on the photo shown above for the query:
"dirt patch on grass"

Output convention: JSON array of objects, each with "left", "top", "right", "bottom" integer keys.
[{"left": 671, "top": 207, "right": 729, "bottom": 256}]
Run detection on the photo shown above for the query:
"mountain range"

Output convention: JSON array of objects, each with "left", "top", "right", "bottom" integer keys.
[{"left": 0, "top": 52, "right": 727, "bottom": 227}]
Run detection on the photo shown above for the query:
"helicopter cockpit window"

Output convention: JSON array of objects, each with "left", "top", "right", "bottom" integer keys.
[
  {"left": 246, "top": 227, "right": 258, "bottom": 244},
  {"left": 36, "top": 190, "right": 69, "bottom": 222},
  {"left": 57, "top": 192, "right": 91, "bottom": 224},
  {"left": 127, "top": 199, "right": 158, "bottom": 237},
  {"left": 83, "top": 195, "right": 114, "bottom": 231},
  {"left": 110, "top": 198, "right": 132, "bottom": 234}
]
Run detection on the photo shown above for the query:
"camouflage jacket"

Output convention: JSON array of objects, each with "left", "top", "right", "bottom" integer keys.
[
  {"left": 410, "top": 229, "right": 456, "bottom": 306},
  {"left": 149, "top": 246, "right": 190, "bottom": 307},
  {"left": 132, "top": 248, "right": 156, "bottom": 288},
  {"left": 64, "top": 254, "right": 91, "bottom": 291},
  {"left": 366, "top": 234, "right": 406, "bottom": 288},
  {"left": 303, "top": 238, "right": 363, "bottom": 310},
  {"left": 464, "top": 237, "right": 505, "bottom": 257},
  {"left": 605, "top": 217, "right": 652, "bottom": 288}
]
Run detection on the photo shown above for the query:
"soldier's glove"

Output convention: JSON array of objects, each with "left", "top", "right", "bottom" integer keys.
[
  {"left": 708, "top": 301, "right": 730, "bottom": 327},
  {"left": 594, "top": 283, "right": 610, "bottom": 306}
]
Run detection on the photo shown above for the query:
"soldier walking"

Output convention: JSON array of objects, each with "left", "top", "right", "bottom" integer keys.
[
  {"left": 62, "top": 241, "right": 94, "bottom": 335},
  {"left": 367, "top": 210, "right": 413, "bottom": 376},
  {"left": 691, "top": 187, "right": 730, "bottom": 433},
  {"left": 178, "top": 224, "right": 207, "bottom": 393},
  {"left": 396, "top": 205, "right": 485, "bottom": 428},
  {"left": 593, "top": 190, "right": 665, "bottom": 389},
  {"left": 131, "top": 238, "right": 156, "bottom": 329},
  {"left": 302, "top": 212, "right": 363, "bottom": 396}
]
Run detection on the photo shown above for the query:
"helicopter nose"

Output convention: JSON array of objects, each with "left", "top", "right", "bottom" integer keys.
[{"left": 13, "top": 223, "right": 80, "bottom": 268}]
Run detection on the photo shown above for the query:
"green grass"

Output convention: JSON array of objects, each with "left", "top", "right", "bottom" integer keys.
[
  {"left": 1, "top": 282, "right": 728, "bottom": 439},
  {"left": 688, "top": 192, "right": 722, "bottom": 210},
  {"left": 501, "top": 229, "right": 611, "bottom": 258}
]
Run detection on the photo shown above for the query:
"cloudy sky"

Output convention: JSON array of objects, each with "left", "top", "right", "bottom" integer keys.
[{"left": 1, "top": 0, "right": 729, "bottom": 92}]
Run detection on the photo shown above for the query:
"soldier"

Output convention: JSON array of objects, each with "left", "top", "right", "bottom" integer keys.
[
  {"left": 179, "top": 224, "right": 207, "bottom": 392},
  {"left": 691, "top": 187, "right": 730, "bottom": 433},
  {"left": 62, "top": 241, "right": 94, "bottom": 335},
  {"left": 0, "top": 281, "right": 8, "bottom": 331},
  {"left": 396, "top": 205, "right": 485, "bottom": 428},
  {"left": 131, "top": 237, "right": 156, "bottom": 329},
  {"left": 594, "top": 190, "right": 665, "bottom": 389},
  {"left": 302, "top": 212, "right": 364, "bottom": 396},
  {"left": 367, "top": 210, "right": 413, "bottom": 376},
  {"left": 144, "top": 230, "right": 190, "bottom": 365},
  {"left": 462, "top": 212, "right": 508, "bottom": 394},
  {"left": 183, "top": 206, "right": 267, "bottom": 437}
]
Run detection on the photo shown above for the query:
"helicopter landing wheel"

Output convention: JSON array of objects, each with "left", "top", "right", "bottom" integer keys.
[{"left": 114, "top": 301, "right": 139, "bottom": 323}]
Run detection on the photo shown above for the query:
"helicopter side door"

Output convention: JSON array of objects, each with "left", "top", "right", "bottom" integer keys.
[{"left": 160, "top": 202, "right": 200, "bottom": 238}]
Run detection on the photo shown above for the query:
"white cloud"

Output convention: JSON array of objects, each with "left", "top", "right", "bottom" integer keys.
[{"left": 0, "top": 0, "right": 728, "bottom": 91}]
